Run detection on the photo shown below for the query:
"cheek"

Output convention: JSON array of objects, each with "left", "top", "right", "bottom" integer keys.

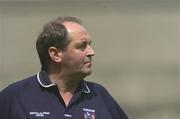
[
  {"left": 71, "top": 49, "right": 86, "bottom": 59},
  {"left": 74, "top": 52, "right": 86, "bottom": 64},
  {"left": 79, "top": 52, "right": 86, "bottom": 60},
  {"left": 64, "top": 51, "right": 86, "bottom": 65}
]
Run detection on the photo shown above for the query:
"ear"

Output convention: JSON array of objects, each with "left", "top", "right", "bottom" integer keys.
[{"left": 48, "top": 47, "right": 62, "bottom": 63}]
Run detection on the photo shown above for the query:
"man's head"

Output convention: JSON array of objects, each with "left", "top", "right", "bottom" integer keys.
[
  {"left": 36, "top": 17, "right": 95, "bottom": 78},
  {"left": 36, "top": 17, "right": 81, "bottom": 71}
]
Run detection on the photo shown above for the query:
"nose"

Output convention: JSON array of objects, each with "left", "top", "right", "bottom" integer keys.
[{"left": 87, "top": 45, "right": 95, "bottom": 56}]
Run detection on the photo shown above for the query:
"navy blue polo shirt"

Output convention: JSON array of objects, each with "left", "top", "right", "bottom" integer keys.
[{"left": 0, "top": 71, "right": 128, "bottom": 119}]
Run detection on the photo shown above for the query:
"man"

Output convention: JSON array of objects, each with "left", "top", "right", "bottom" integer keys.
[{"left": 0, "top": 16, "right": 128, "bottom": 119}]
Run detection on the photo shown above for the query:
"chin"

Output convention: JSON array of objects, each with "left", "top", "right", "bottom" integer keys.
[
  {"left": 86, "top": 71, "right": 92, "bottom": 76},
  {"left": 81, "top": 70, "right": 92, "bottom": 77},
  {"left": 85, "top": 68, "right": 92, "bottom": 74}
]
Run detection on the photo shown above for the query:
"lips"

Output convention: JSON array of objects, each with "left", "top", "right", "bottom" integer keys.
[
  {"left": 84, "top": 58, "right": 92, "bottom": 66},
  {"left": 84, "top": 61, "right": 92, "bottom": 67},
  {"left": 84, "top": 58, "right": 91, "bottom": 64},
  {"left": 85, "top": 61, "right": 91, "bottom": 64}
]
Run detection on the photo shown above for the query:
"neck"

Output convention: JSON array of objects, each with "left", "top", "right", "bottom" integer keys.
[
  {"left": 47, "top": 64, "right": 86, "bottom": 92},
  {"left": 48, "top": 71, "right": 83, "bottom": 106},
  {"left": 49, "top": 73, "right": 81, "bottom": 92}
]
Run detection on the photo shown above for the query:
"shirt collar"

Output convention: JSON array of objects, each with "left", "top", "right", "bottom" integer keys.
[
  {"left": 36, "top": 71, "right": 91, "bottom": 94},
  {"left": 77, "top": 80, "right": 91, "bottom": 94},
  {"left": 37, "top": 70, "right": 55, "bottom": 88}
]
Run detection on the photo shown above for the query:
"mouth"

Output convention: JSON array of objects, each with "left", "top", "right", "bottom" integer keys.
[
  {"left": 84, "top": 58, "right": 92, "bottom": 66},
  {"left": 85, "top": 61, "right": 91, "bottom": 64},
  {"left": 85, "top": 60, "right": 91, "bottom": 63},
  {"left": 84, "top": 61, "right": 92, "bottom": 67}
]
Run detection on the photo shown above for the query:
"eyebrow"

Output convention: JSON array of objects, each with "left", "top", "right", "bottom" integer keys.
[{"left": 80, "top": 39, "right": 92, "bottom": 44}]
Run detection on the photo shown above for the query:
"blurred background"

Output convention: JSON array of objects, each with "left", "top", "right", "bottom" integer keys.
[{"left": 0, "top": 0, "right": 179, "bottom": 119}]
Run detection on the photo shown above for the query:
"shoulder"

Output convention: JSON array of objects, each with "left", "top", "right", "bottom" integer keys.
[
  {"left": 84, "top": 81, "right": 116, "bottom": 103},
  {"left": 0, "top": 74, "right": 37, "bottom": 100},
  {"left": 85, "top": 81, "right": 111, "bottom": 97},
  {"left": 85, "top": 81, "right": 129, "bottom": 119},
  {"left": 85, "top": 81, "right": 107, "bottom": 92},
  {"left": 0, "top": 74, "right": 37, "bottom": 118}
]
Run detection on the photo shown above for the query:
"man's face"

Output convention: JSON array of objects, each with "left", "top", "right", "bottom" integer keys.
[{"left": 61, "top": 22, "right": 95, "bottom": 78}]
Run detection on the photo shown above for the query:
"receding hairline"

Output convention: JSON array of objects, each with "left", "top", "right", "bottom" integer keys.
[{"left": 62, "top": 21, "right": 87, "bottom": 34}]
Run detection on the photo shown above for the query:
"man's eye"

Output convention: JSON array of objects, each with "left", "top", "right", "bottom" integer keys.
[
  {"left": 76, "top": 41, "right": 92, "bottom": 50},
  {"left": 81, "top": 43, "right": 87, "bottom": 48},
  {"left": 76, "top": 43, "right": 87, "bottom": 50}
]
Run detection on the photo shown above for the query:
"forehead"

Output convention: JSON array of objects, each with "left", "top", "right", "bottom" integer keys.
[
  {"left": 63, "top": 22, "right": 87, "bottom": 33},
  {"left": 63, "top": 22, "right": 90, "bottom": 41}
]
